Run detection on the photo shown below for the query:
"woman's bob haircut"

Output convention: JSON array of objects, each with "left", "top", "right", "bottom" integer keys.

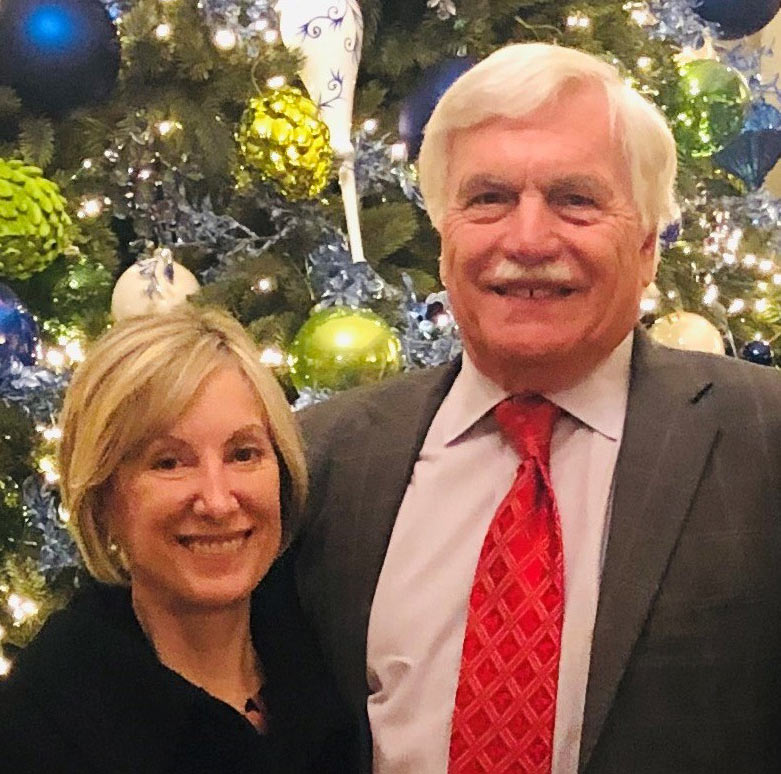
[
  {"left": 58, "top": 305, "right": 307, "bottom": 585},
  {"left": 418, "top": 43, "right": 678, "bottom": 260}
]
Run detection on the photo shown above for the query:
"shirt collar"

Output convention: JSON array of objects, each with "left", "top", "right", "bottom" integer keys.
[{"left": 442, "top": 332, "right": 633, "bottom": 445}]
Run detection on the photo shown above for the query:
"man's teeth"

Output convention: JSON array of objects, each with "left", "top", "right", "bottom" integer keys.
[
  {"left": 178, "top": 533, "right": 250, "bottom": 554},
  {"left": 496, "top": 286, "right": 572, "bottom": 298}
]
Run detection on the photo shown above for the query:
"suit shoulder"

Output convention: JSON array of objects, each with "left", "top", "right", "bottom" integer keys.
[{"left": 297, "top": 363, "right": 455, "bottom": 438}]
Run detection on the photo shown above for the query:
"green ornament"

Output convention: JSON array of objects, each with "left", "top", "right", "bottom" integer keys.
[
  {"left": 235, "top": 87, "right": 333, "bottom": 200},
  {"left": 289, "top": 306, "right": 403, "bottom": 392},
  {"left": 0, "top": 159, "right": 72, "bottom": 279},
  {"left": 673, "top": 59, "right": 750, "bottom": 158}
]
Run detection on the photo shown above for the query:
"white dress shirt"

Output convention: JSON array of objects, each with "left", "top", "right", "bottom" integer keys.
[{"left": 366, "top": 334, "right": 633, "bottom": 774}]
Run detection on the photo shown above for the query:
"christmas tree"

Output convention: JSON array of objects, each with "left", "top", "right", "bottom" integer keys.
[{"left": 0, "top": 0, "right": 780, "bottom": 670}]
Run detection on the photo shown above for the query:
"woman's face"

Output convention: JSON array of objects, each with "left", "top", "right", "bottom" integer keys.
[{"left": 105, "top": 365, "right": 282, "bottom": 612}]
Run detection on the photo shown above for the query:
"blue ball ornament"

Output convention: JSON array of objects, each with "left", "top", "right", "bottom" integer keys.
[
  {"left": 0, "top": 0, "right": 120, "bottom": 114},
  {"left": 0, "top": 282, "right": 39, "bottom": 366},
  {"left": 740, "top": 340, "right": 775, "bottom": 366},
  {"left": 713, "top": 128, "right": 781, "bottom": 190},
  {"left": 398, "top": 57, "right": 475, "bottom": 158},
  {"left": 695, "top": 0, "right": 780, "bottom": 39}
]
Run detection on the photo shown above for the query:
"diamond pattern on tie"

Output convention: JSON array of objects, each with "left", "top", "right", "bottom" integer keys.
[{"left": 449, "top": 396, "right": 564, "bottom": 774}]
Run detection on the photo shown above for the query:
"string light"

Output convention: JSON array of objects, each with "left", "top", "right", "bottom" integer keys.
[
  {"left": 639, "top": 298, "right": 657, "bottom": 312},
  {"left": 773, "top": 273, "right": 781, "bottom": 286},
  {"left": 702, "top": 285, "right": 719, "bottom": 305},
  {"left": 263, "top": 29, "right": 278, "bottom": 44},
  {"left": 156, "top": 120, "right": 181, "bottom": 137},
  {"left": 7, "top": 593, "right": 39, "bottom": 625},
  {"left": 44, "top": 348, "right": 65, "bottom": 368},
  {"left": 259, "top": 346, "right": 285, "bottom": 367},
  {"left": 213, "top": 28, "right": 237, "bottom": 50},
  {"left": 81, "top": 158, "right": 93, "bottom": 169},
  {"left": 742, "top": 254, "right": 757, "bottom": 268},
  {"left": 155, "top": 22, "right": 172, "bottom": 40},
  {"left": 759, "top": 259, "right": 774, "bottom": 274},
  {"left": 77, "top": 196, "right": 104, "bottom": 219},
  {"left": 728, "top": 299, "right": 746, "bottom": 314},
  {"left": 254, "top": 276, "right": 275, "bottom": 293},
  {"left": 566, "top": 12, "right": 592, "bottom": 29},
  {"left": 390, "top": 142, "right": 408, "bottom": 161},
  {"left": 755, "top": 298, "right": 769, "bottom": 313},
  {"left": 362, "top": 118, "right": 379, "bottom": 134},
  {"left": 0, "top": 655, "right": 10, "bottom": 677},
  {"left": 637, "top": 56, "right": 653, "bottom": 70},
  {"left": 39, "top": 456, "right": 59, "bottom": 484}
]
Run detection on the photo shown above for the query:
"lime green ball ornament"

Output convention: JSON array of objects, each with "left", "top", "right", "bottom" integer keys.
[
  {"left": 673, "top": 59, "right": 750, "bottom": 158},
  {"left": 0, "top": 159, "right": 72, "bottom": 279},
  {"left": 289, "top": 306, "right": 403, "bottom": 392},
  {"left": 235, "top": 87, "right": 333, "bottom": 200}
]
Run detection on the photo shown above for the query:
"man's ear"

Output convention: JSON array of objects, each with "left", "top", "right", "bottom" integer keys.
[
  {"left": 438, "top": 253, "right": 449, "bottom": 288},
  {"left": 639, "top": 229, "right": 658, "bottom": 286}
]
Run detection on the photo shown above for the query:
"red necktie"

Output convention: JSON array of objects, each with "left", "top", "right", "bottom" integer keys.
[{"left": 448, "top": 396, "right": 564, "bottom": 774}]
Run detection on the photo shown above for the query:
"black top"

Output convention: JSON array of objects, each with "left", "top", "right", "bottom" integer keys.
[{"left": 0, "top": 559, "right": 357, "bottom": 774}]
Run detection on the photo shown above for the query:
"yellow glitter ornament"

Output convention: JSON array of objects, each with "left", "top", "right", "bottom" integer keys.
[{"left": 235, "top": 87, "right": 333, "bottom": 200}]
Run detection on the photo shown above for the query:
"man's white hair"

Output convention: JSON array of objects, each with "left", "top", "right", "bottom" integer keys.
[{"left": 418, "top": 43, "right": 678, "bottom": 259}]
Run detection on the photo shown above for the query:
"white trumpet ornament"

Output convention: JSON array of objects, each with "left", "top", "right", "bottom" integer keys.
[{"left": 275, "top": 0, "right": 366, "bottom": 262}]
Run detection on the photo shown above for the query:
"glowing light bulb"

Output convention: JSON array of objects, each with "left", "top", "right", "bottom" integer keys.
[
  {"left": 259, "top": 346, "right": 285, "bottom": 367},
  {"left": 155, "top": 22, "right": 172, "bottom": 40},
  {"left": 702, "top": 286, "right": 719, "bottom": 305},
  {"left": 637, "top": 56, "right": 653, "bottom": 70},
  {"left": 0, "top": 655, "right": 10, "bottom": 676},
  {"left": 45, "top": 348, "right": 65, "bottom": 368},
  {"left": 390, "top": 142, "right": 408, "bottom": 162},
  {"left": 727, "top": 299, "right": 745, "bottom": 314},
  {"left": 266, "top": 75, "right": 286, "bottom": 89},
  {"left": 8, "top": 593, "right": 39, "bottom": 625},
  {"left": 363, "top": 118, "right": 378, "bottom": 134},
  {"left": 213, "top": 28, "right": 237, "bottom": 50},
  {"left": 77, "top": 196, "right": 104, "bottom": 219},
  {"left": 263, "top": 29, "right": 278, "bottom": 44},
  {"left": 65, "top": 339, "right": 85, "bottom": 363},
  {"left": 255, "top": 277, "right": 275, "bottom": 293}
]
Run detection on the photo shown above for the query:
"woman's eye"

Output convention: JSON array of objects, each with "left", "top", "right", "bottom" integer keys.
[
  {"left": 233, "top": 446, "right": 261, "bottom": 463},
  {"left": 151, "top": 456, "right": 180, "bottom": 471}
]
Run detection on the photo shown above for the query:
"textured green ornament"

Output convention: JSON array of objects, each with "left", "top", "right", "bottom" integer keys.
[
  {"left": 289, "top": 306, "right": 403, "bottom": 392},
  {"left": 673, "top": 59, "right": 751, "bottom": 158},
  {"left": 235, "top": 87, "right": 333, "bottom": 200},
  {"left": 0, "top": 159, "right": 72, "bottom": 279}
]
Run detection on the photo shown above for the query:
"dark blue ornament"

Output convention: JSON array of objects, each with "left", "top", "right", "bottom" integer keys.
[
  {"left": 744, "top": 100, "right": 781, "bottom": 131},
  {"left": 695, "top": 0, "right": 780, "bottom": 39},
  {"left": 713, "top": 129, "right": 781, "bottom": 190},
  {"left": 0, "top": 0, "right": 120, "bottom": 115},
  {"left": 659, "top": 220, "right": 682, "bottom": 249},
  {"left": 740, "top": 340, "right": 775, "bottom": 366},
  {"left": 0, "top": 282, "right": 39, "bottom": 366},
  {"left": 398, "top": 57, "right": 475, "bottom": 158}
]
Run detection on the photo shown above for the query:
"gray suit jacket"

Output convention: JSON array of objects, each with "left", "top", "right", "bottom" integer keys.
[{"left": 296, "top": 330, "right": 781, "bottom": 773}]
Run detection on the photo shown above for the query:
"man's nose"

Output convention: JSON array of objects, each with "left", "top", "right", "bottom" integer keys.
[
  {"left": 193, "top": 462, "right": 239, "bottom": 518},
  {"left": 500, "top": 192, "right": 559, "bottom": 261}
]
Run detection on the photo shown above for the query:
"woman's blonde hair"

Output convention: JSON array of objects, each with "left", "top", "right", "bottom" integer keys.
[{"left": 58, "top": 305, "right": 307, "bottom": 585}]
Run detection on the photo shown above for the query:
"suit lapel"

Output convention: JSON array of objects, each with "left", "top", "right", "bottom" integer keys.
[
  {"left": 313, "top": 359, "right": 461, "bottom": 716},
  {"left": 578, "top": 332, "right": 720, "bottom": 771}
]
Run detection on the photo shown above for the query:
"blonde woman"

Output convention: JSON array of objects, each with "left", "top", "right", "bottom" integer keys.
[{"left": 0, "top": 307, "right": 354, "bottom": 773}]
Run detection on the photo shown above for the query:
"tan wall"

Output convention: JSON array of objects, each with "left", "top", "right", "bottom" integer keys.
[{"left": 757, "top": 8, "right": 781, "bottom": 193}]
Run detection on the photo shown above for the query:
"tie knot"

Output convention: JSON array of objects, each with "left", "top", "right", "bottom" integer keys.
[{"left": 495, "top": 395, "right": 560, "bottom": 466}]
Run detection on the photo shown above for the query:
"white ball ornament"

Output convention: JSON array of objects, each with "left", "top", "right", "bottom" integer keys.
[
  {"left": 649, "top": 311, "right": 725, "bottom": 355},
  {"left": 111, "top": 256, "right": 200, "bottom": 321}
]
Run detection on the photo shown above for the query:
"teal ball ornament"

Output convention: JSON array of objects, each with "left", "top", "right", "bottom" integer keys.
[
  {"left": 674, "top": 59, "right": 751, "bottom": 158},
  {"left": 289, "top": 306, "right": 403, "bottom": 392}
]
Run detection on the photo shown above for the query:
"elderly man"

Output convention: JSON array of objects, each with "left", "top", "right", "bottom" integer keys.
[{"left": 295, "top": 43, "right": 781, "bottom": 774}]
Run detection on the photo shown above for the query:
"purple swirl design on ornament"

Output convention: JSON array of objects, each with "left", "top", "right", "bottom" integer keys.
[
  {"left": 297, "top": 1, "right": 362, "bottom": 66},
  {"left": 319, "top": 69, "right": 344, "bottom": 109},
  {"left": 297, "top": 5, "right": 344, "bottom": 39}
]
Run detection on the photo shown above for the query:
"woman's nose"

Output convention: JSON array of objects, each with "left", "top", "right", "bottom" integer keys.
[{"left": 192, "top": 463, "right": 239, "bottom": 518}]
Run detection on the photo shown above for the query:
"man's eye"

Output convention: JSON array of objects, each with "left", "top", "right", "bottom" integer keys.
[
  {"left": 468, "top": 191, "right": 513, "bottom": 207},
  {"left": 559, "top": 193, "right": 597, "bottom": 207}
]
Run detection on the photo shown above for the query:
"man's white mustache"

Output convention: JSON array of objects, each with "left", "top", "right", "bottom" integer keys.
[{"left": 484, "top": 260, "right": 581, "bottom": 286}]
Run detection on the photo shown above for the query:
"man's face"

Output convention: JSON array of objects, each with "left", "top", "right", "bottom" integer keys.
[{"left": 439, "top": 86, "right": 657, "bottom": 391}]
